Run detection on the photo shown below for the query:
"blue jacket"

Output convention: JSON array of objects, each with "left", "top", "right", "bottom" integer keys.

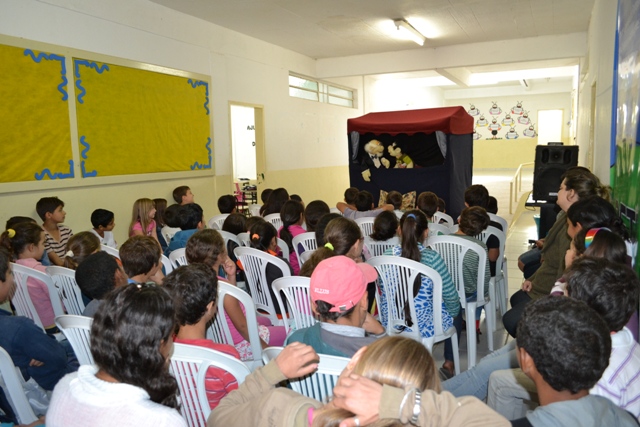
[{"left": 164, "top": 229, "right": 198, "bottom": 256}]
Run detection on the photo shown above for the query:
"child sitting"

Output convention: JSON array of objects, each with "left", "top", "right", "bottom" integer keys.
[
  {"left": 278, "top": 200, "right": 305, "bottom": 275},
  {"left": 304, "top": 200, "right": 330, "bottom": 232},
  {"left": 221, "top": 213, "right": 246, "bottom": 283},
  {"left": 161, "top": 203, "right": 181, "bottom": 244},
  {"left": 165, "top": 203, "right": 204, "bottom": 256},
  {"left": 36, "top": 197, "right": 73, "bottom": 266},
  {"left": 153, "top": 198, "right": 170, "bottom": 251},
  {"left": 417, "top": 191, "right": 439, "bottom": 222},
  {"left": 128, "top": 198, "right": 160, "bottom": 245},
  {"left": 6, "top": 216, "right": 51, "bottom": 266},
  {"left": 217, "top": 195, "right": 237, "bottom": 214},
  {"left": 75, "top": 251, "right": 127, "bottom": 317},
  {"left": 119, "top": 235, "right": 163, "bottom": 285},
  {"left": 89, "top": 209, "right": 117, "bottom": 249},
  {"left": 386, "top": 190, "right": 404, "bottom": 219},
  {"left": 173, "top": 185, "right": 194, "bottom": 205},
  {"left": 163, "top": 264, "right": 241, "bottom": 409},
  {"left": 63, "top": 231, "right": 100, "bottom": 270}
]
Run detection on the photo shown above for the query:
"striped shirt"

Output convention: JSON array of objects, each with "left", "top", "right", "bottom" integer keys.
[
  {"left": 43, "top": 225, "right": 73, "bottom": 258},
  {"left": 591, "top": 327, "right": 640, "bottom": 419}
]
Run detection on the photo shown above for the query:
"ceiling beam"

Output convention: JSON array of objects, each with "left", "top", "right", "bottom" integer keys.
[{"left": 435, "top": 68, "right": 470, "bottom": 88}]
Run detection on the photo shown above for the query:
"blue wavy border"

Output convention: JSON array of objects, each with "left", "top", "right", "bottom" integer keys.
[
  {"left": 74, "top": 60, "right": 110, "bottom": 104},
  {"left": 24, "top": 49, "right": 68, "bottom": 101},
  {"left": 35, "top": 160, "right": 74, "bottom": 180},
  {"left": 188, "top": 79, "right": 210, "bottom": 115},
  {"left": 190, "top": 137, "right": 212, "bottom": 170},
  {"left": 79, "top": 135, "right": 98, "bottom": 177}
]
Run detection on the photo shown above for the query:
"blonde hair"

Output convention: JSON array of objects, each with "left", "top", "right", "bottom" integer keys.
[
  {"left": 313, "top": 336, "right": 439, "bottom": 427},
  {"left": 129, "top": 198, "right": 155, "bottom": 236},
  {"left": 64, "top": 231, "right": 101, "bottom": 270}
]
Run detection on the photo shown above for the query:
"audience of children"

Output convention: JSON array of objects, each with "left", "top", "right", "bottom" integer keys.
[
  {"left": 62, "top": 231, "right": 100, "bottom": 270},
  {"left": 75, "top": 251, "right": 127, "bottom": 317},
  {"left": 217, "top": 194, "right": 237, "bottom": 214},
  {"left": 164, "top": 203, "right": 204, "bottom": 255},
  {"left": 163, "top": 264, "right": 241, "bottom": 409},
  {"left": 128, "top": 198, "right": 160, "bottom": 245},
  {"left": 336, "top": 190, "right": 394, "bottom": 219},
  {"left": 88, "top": 209, "right": 117, "bottom": 249},
  {"left": 303, "top": 200, "right": 330, "bottom": 232},
  {"left": 172, "top": 185, "right": 194, "bottom": 205},
  {"left": 278, "top": 200, "right": 306, "bottom": 275},
  {"left": 36, "top": 197, "right": 73, "bottom": 266}
]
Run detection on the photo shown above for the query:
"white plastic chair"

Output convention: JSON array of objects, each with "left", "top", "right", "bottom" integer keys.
[
  {"left": 233, "top": 247, "right": 291, "bottom": 326},
  {"left": 263, "top": 213, "right": 282, "bottom": 230},
  {"left": 272, "top": 276, "right": 315, "bottom": 334},
  {"left": 169, "top": 248, "right": 189, "bottom": 268},
  {"left": 448, "top": 224, "right": 459, "bottom": 233},
  {"left": 101, "top": 244, "right": 120, "bottom": 259},
  {"left": 300, "top": 250, "right": 315, "bottom": 265},
  {"left": 237, "top": 232, "right": 250, "bottom": 247},
  {"left": 262, "top": 347, "right": 349, "bottom": 402},
  {"left": 433, "top": 211, "right": 454, "bottom": 227},
  {"left": 218, "top": 230, "right": 241, "bottom": 250},
  {"left": 488, "top": 213, "right": 509, "bottom": 233},
  {"left": 207, "top": 214, "right": 230, "bottom": 231},
  {"left": 248, "top": 204, "right": 262, "bottom": 217},
  {"left": 428, "top": 222, "right": 451, "bottom": 236},
  {"left": 46, "top": 266, "right": 86, "bottom": 316},
  {"left": 276, "top": 237, "right": 290, "bottom": 262},
  {"left": 292, "top": 232, "right": 317, "bottom": 268},
  {"left": 363, "top": 236, "right": 400, "bottom": 258},
  {"left": 329, "top": 207, "right": 342, "bottom": 215},
  {"left": 170, "top": 343, "right": 251, "bottom": 427},
  {"left": 367, "top": 256, "right": 460, "bottom": 375},
  {"left": 161, "top": 254, "right": 174, "bottom": 274},
  {"left": 206, "top": 281, "right": 263, "bottom": 371},
  {"left": 0, "top": 346, "right": 38, "bottom": 424},
  {"left": 355, "top": 217, "right": 374, "bottom": 238},
  {"left": 11, "top": 263, "right": 65, "bottom": 331},
  {"left": 476, "top": 226, "right": 508, "bottom": 320},
  {"left": 55, "top": 315, "right": 94, "bottom": 365},
  {"left": 427, "top": 236, "right": 494, "bottom": 368}
]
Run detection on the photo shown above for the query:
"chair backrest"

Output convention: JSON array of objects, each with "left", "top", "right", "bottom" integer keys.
[
  {"left": 476, "top": 226, "right": 506, "bottom": 274},
  {"left": 433, "top": 211, "right": 454, "bottom": 227},
  {"left": 427, "top": 236, "right": 487, "bottom": 303},
  {"left": 428, "top": 222, "right": 451, "bottom": 236},
  {"left": 363, "top": 236, "right": 400, "bottom": 258},
  {"left": 272, "top": 277, "right": 315, "bottom": 334},
  {"left": 170, "top": 343, "right": 251, "bottom": 427},
  {"left": 218, "top": 230, "right": 240, "bottom": 249},
  {"left": 488, "top": 213, "right": 508, "bottom": 233},
  {"left": 207, "top": 214, "right": 230, "bottom": 231},
  {"left": 355, "top": 217, "right": 375, "bottom": 238},
  {"left": 300, "top": 250, "right": 314, "bottom": 265},
  {"left": 0, "top": 346, "right": 38, "bottom": 424},
  {"left": 206, "top": 281, "right": 263, "bottom": 370},
  {"left": 233, "top": 247, "right": 291, "bottom": 325},
  {"left": 367, "top": 256, "right": 446, "bottom": 344},
  {"left": 55, "top": 315, "right": 94, "bottom": 365},
  {"left": 262, "top": 347, "right": 349, "bottom": 402},
  {"left": 263, "top": 213, "right": 282, "bottom": 230},
  {"left": 101, "top": 244, "right": 120, "bottom": 259},
  {"left": 329, "top": 207, "right": 342, "bottom": 215},
  {"left": 161, "top": 254, "right": 174, "bottom": 274},
  {"left": 248, "top": 204, "right": 262, "bottom": 217},
  {"left": 276, "top": 237, "right": 290, "bottom": 261},
  {"left": 292, "top": 232, "right": 317, "bottom": 267},
  {"left": 448, "top": 224, "right": 459, "bottom": 233},
  {"left": 46, "top": 266, "right": 86, "bottom": 316},
  {"left": 237, "top": 232, "right": 250, "bottom": 247},
  {"left": 169, "top": 248, "right": 189, "bottom": 268},
  {"left": 11, "top": 263, "right": 65, "bottom": 331}
]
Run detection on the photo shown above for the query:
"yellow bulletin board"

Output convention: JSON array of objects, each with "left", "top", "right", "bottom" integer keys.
[
  {"left": 74, "top": 59, "right": 211, "bottom": 177},
  {"left": 0, "top": 44, "right": 74, "bottom": 183}
]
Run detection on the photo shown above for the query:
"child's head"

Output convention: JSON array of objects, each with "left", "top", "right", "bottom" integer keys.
[
  {"left": 370, "top": 210, "right": 399, "bottom": 241},
  {"left": 565, "top": 256, "right": 640, "bottom": 332},
  {"left": 0, "top": 248, "right": 16, "bottom": 303},
  {"left": 64, "top": 231, "right": 101, "bottom": 270},
  {"left": 464, "top": 184, "right": 489, "bottom": 208},
  {"left": 437, "top": 197, "right": 446, "bottom": 213},
  {"left": 304, "top": 200, "right": 330, "bottom": 232},
  {"left": 119, "top": 235, "right": 161, "bottom": 279},
  {"left": 129, "top": 198, "right": 156, "bottom": 234},
  {"left": 164, "top": 264, "right": 218, "bottom": 327},
  {"left": 261, "top": 188, "right": 290, "bottom": 216},
  {"left": 177, "top": 203, "right": 204, "bottom": 230},
  {"left": 280, "top": 200, "right": 304, "bottom": 228},
  {"left": 386, "top": 191, "right": 403, "bottom": 210},
  {"left": 91, "top": 209, "right": 115, "bottom": 231},
  {"left": 344, "top": 187, "right": 359, "bottom": 205},
  {"left": 0, "top": 222, "right": 45, "bottom": 260},
  {"left": 314, "top": 213, "right": 343, "bottom": 248},
  {"left": 163, "top": 204, "right": 181, "bottom": 228},
  {"left": 566, "top": 196, "right": 627, "bottom": 239},
  {"left": 5, "top": 216, "right": 37, "bottom": 230},
  {"left": 486, "top": 196, "right": 498, "bottom": 215},
  {"left": 290, "top": 194, "right": 303, "bottom": 205},
  {"left": 260, "top": 188, "right": 273, "bottom": 204},
  {"left": 153, "top": 198, "right": 168, "bottom": 227},
  {"left": 75, "top": 251, "right": 126, "bottom": 300},
  {"left": 417, "top": 191, "right": 438, "bottom": 218},
  {"left": 172, "top": 186, "right": 194, "bottom": 205},
  {"left": 458, "top": 206, "right": 489, "bottom": 236},
  {"left": 354, "top": 191, "right": 374, "bottom": 212},
  {"left": 217, "top": 194, "right": 237, "bottom": 214},
  {"left": 185, "top": 229, "right": 225, "bottom": 268},
  {"left": 249, "top": 221, "right": 278, "bottom": 252},
  {"left": 222, "top": 213, "right": 247, "bottom": 236},
  {"left": 36, "top": 196, "right": 65, "bottom": 223},
  {"left": 244, "top": 216, "right": 266, "bottom": 232},
  {"left": 571, "top": 227, "right": 627, "bottom": 266},
  {"left": 301, "top": 217, "right": 362, "bottom": 277},
  {"left": 516, "top": 296, "right": 610, "bottom": 394},
  {"left": 398, "top": 210, "right": 429, "bottom": 262}
]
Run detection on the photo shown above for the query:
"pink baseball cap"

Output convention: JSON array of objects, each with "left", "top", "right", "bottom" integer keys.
[{"left": 310, "top": 256, "right": 378, "bottom": 313}]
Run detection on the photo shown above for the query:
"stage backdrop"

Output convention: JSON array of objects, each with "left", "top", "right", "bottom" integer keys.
[{"left": 347, "top": 106, "right": 474, "bottom": 220}]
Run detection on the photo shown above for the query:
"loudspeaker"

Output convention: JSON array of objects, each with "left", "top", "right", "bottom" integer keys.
[{"left": 532, "top": 145, "right": 579, "bottom": 201}]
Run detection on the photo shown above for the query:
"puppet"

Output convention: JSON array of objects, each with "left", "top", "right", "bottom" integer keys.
[
  {"left": 388, "top": 142, "right": 414, "bottom": 169},
  {"left": 361, "top": 139, "right": 390, "bottom": 181}
]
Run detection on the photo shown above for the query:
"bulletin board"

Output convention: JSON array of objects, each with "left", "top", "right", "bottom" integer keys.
[
  {"left": 0, "top": 38, "right": 212, "bottom": 186},
  {"left": 0, "top": 44, "right": 73, "bottom": 182}
]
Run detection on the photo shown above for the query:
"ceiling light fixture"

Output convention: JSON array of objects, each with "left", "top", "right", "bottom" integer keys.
[{"left": 393, "top": 19, "right": 426, "bottom": 46}]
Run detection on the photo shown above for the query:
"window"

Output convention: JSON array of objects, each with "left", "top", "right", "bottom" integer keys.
[{"left": 288, "top": 73, "right": 355, "bottom": 108}]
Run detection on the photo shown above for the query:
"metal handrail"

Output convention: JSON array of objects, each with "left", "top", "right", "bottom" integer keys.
[{"left": 509, "top": 162, "right": 534, "bottom": 214}]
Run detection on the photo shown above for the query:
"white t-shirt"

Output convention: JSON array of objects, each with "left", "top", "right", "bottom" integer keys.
[{"left": 89, "top": 228, "right": 117, "bottom": 249}]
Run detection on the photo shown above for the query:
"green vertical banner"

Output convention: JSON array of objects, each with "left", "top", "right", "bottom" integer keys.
[{"left": 612, "top": 0, "right": 640, "bottom": 270}]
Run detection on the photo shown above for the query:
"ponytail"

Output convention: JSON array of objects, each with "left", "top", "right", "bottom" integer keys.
[
  {"left": 399, "top": 210, "right": 428, "bottom": 262},
  {"left": 299, "top": 217, "right": 361, "bottom": 277},
  {"left": 279, "top": 200, "right": 304, "bottom": 252},
  {"left": 0, "top": 222, "right": 44, "bottom": 259},
  {"left": 249, "top": 221, "right": 277, "bottom": 252},
  {"left": 63, "top": 231, "right": 101, "bottom": 270}
]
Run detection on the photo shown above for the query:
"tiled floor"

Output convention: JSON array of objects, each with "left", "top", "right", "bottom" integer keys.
[{"left": 431, "top": 168, "right": 538, "bottom": 372}]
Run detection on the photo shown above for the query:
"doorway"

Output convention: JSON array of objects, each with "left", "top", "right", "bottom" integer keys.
[
  {"left": 537, "top": 109, "right": 564, "bottom": 145},
  {"left": 229, "top": 103, "right": 265, "bottom": 187}
]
